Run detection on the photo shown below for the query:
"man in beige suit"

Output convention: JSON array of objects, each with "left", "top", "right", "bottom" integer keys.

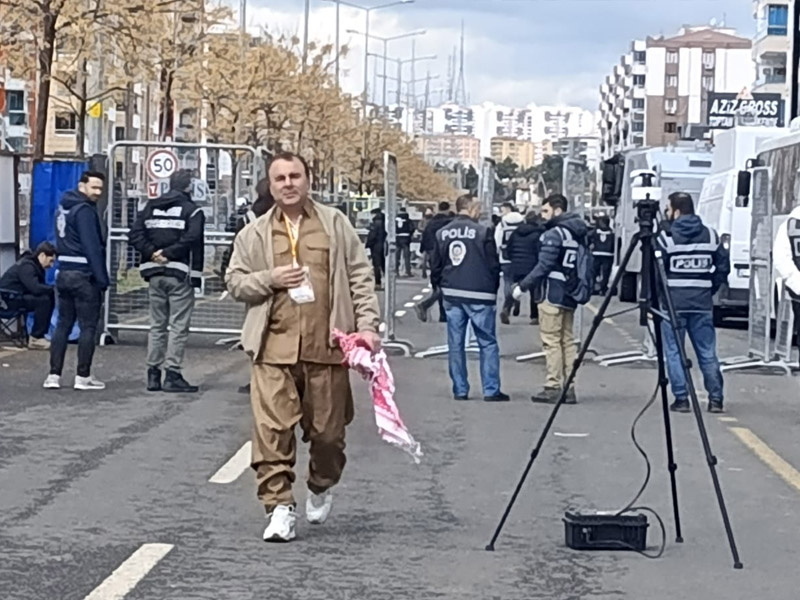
[{"left": 226, "top": 152, "right": 380, "bottom": 542}]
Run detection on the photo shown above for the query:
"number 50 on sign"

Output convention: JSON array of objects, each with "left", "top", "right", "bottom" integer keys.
[{"left": 147, "top": 150, "right": 178, "bottom": 180}]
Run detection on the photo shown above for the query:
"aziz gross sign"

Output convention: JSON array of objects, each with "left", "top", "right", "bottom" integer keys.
[{"left": 706, "top": 92, "right": 785, "bottom": 129}]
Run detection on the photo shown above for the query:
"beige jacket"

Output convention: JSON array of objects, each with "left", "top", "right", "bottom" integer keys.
[{"left": 225, "top": 201, "right": 381, "bottom": 361}]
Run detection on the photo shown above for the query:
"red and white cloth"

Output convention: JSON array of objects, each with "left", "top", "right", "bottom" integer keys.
[{"left": 333, "top": 330, "right": 423, "bottom": 464}]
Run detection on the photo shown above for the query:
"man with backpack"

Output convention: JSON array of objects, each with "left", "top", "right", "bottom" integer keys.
[{"left": 513, "top": 194, "right": 591, "bottom": 404}]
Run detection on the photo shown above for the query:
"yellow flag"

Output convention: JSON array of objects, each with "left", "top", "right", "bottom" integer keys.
[{"left": 88, "top": 102, "right": 102, "bottom": 119}]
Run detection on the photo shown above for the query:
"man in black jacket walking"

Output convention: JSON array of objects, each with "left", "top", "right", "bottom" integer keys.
[
  {"left": 45, "top": 171, "right": 109, "bottom": 391},
  {"left": 395, "top": 205, "right": 414, "bottom": 277},
  {"left": 129, "top": 169, "right": 205, "bottom": 393},
  {"left": 0, "top": 242, "right": 57, "bottom": 349},
  {"left": 589, "top": 215, "right": 614, "bottom": 295},
  {"left": 415, "top": 201, "right": 452, "bottom": 322},
  {"left": 505, "top": 211, "right": 544, "bottom": 324},
  {"left": 365, "top": 209, "right": 387, "bottom": 290}
]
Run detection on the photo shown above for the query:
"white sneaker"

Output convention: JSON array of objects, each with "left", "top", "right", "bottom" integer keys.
[
  {"left": 43, "top": 374, "right": 61, "bottom": 389},
  {"left": 306, "top": 490, "right": 333, "bottom": 525},
  {"left": 263, "top": 505, "right": 296, "bottom": 542},
  {"left": 74, "top": 375, "right": 106, "bottom": 391}
]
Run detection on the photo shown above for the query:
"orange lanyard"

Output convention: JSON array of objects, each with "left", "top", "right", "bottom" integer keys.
[{"left": 284, "top": 215, "right": 302, "bottom": 264}]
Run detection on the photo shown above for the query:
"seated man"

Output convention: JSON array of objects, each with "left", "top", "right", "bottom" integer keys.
[{"left": 0, "top": 242, "right": 57, "bottom": 349}]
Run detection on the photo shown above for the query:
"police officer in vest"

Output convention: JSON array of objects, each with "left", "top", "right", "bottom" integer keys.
[
  {"left": 431, "top": 195, "right": 509, "bottom": 402},
  {"left": 590, "top": 215, "right": 615, "bottom": 295},
  {"left": 44, "top": 171, "right": 109, "bottom": 391},
  {"left": 395, "top": 204, "right": 414, "bottom": 277},
  {"left": 129, "top": 169, "right": 206, "bottom": 393},
  {"left": 657, "top": 192, "right": 729, "bottom": 414},
  {"left": 773, "top": 201, "right": 800, "bottom": 360}
]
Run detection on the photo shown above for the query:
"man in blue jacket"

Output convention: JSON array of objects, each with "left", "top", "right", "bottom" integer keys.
[
  {"left": 657, "top": 192, "right": 729, "bottom": 414},
  {"left": 45, "top": 171, "right": 109, "bottom": 391},
  {"left": 514, "top": 194, "right": 588, "bottom": 404},
  {"left": 431, "top": 195, "right": 508, "bottom": 402}
]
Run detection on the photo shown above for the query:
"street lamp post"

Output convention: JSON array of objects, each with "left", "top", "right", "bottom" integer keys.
[{"left": 369, "top": 52, "right": 437, "bottom": 106}]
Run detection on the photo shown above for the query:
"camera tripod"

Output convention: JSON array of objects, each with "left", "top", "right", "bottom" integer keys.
[{"left": 486, "top": 201, "right": 743, "bottom": 570}]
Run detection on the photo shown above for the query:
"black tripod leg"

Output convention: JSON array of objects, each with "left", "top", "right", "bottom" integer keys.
[
  {"left": 485, "top": 234, "right": 642, "bottom": 551},
  {"left": 652, "top": 317, "right": 684, "bottom": 543},
  {"left": 653, "top": 254, "right": 743, "bottom": 569}
]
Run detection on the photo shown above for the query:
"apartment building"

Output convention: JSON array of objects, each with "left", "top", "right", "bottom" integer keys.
[
  {"left": 0, "top": 72, "right": 34, "bottom": 153},
  {"left": 414, "top": 133, "right": 480, "bottom": 167},
  {"left": 599, "top": 26, "right": 754, "bottom": 158},
  {"left": 553, "top": 136, "right": 601, "bottom": 171},
  {"left": 752, "top": 0, "right": 791, "bottom": 97},
  {"left": 490, "top": 137, "right": 536, "bottom": 170}
]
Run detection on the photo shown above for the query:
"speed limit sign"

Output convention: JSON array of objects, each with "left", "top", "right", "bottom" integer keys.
[{"left": 146, "top": 149, "right": 178, "bottom": 180}]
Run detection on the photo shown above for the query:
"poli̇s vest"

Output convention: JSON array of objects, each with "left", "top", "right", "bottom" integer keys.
[
  {"left": 437, "top": 217, "right": 497, "bottom": 303},
  {"left": 657, "top": 226, "right": 719, "bottom": 291},
  {"left": 592, "top": 229, "right": 614, "bottom": 257}
]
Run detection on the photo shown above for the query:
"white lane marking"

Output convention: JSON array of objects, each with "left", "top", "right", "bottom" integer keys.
[
  {"left": 553, "top": 432, "right": 589, "bottom": 438},
  {"left": 83, "top": 543, "right": 173, "bottom": 600},
  {"left": 412, "top": 295, "right": 424, "bottom": 301},
  {"left": 395, "top": 310, "right": 407, "bottom": 317},
  {"left": 209, "top": 442, "right": 252, "bottom": 484},
  {"left": 718, "top": 416, "right": 738, "bottom": 423},
  {"left": 404, "top": 302, "right": 416, "bottom": 307},
  {"left": 422, "top": 287, "right": 431, "bottom": 293}
]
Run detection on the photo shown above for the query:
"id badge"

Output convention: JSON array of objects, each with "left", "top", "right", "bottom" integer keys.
[{"left": 289, "top": 266, "right": 315, "bottom": 304}]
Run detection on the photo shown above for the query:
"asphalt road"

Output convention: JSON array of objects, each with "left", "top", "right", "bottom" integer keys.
[{"left": 2, "top": 276, "right": 800, "bottom": 599}]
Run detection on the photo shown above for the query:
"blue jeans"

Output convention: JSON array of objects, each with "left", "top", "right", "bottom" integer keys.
[
  {"left": 444, "top": 300, "right": 501, "bottom": 397},
  {"left": 661, "top": 312, "right": 724, "bottom": 402}
]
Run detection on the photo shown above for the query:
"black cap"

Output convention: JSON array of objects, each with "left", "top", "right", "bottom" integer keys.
[{"left": 170, "top": 169, "right": 193, "bottom": 192}]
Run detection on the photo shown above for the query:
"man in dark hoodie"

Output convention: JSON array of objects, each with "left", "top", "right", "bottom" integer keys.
[
  {"left": 129, "top": 169, "right": 206, "bottom": 393},
  {"left": 395, "top": 205, "right": 414, "bottom": 277},
  {"left": 0, "top": 241, "right": 57, "bottom": 349},
  {"left": 45, "top": 171, "right": 109, "bottom": 391},
  {"left": 514, "top": 194, "right": 588, "bottom": 404},
  {"left": 657, "top": 192, "right": 729, "bottom": 414},
  {"left": 415, "top": 201, "right": 453, "bottom": 322},
  {"left": 365, "top": 208, "right": 387, "bottom": 290},
  {"left": 505, "top": 210, "right": 544, "bottom": 325}
]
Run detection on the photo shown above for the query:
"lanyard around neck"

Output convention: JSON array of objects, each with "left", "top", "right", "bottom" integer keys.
[{"left": 283, "top": 214, "right": 302, "bottom": 261}]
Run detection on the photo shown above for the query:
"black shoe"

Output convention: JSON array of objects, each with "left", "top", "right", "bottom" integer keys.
[
  {"left": 415, "top": 304, "right": 428, "bottom": 323},
  {"left": 484, "top": 392, "right": 510, "bottom": 402},
  {"left": 531, "top": 388, "right": 562, "bottom": 404},
  {"left": 564, "top": 388, "right": 578, "bottom": 405},
  {"left": 500, "top": 310, "right": 510, "bottom": 325},
  {"left": 512, "top": 301, "right": 521, "bottom": 317},
  {"left": 454, "top": 395, "right": 470, "bottom": 401},
  {"left": 147, "top": 367, "right": 162, "bottom": 392},
  {"left": 238, "top": 383, "right": 251, "bottom": 394},
  {"left": 670, "top": 399, "right": 691, "bottom": 413},
  {"left": 708, "top": 399, "right": 724, "bottom": 414},
  {"left": 163, "top": 370, "right": 199, "bottom": 393},
  {"left": 438, "top": 314, "right": 447, "bottom": 323},
  {"left": 530, "top": 318, "right": 539, "bottom": 326}
]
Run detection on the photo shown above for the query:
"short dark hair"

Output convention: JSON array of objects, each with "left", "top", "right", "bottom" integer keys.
[
  {"left": 543, "top": 193, "right": 568, "bottom": 212},
  {"left": 669, "top": 192, "right": 695, "bottom": 215},
  {"left": 501, "top": 201, "right": 516, "bottom": 212},
  {"left": 267, "top": 152, "right": 311, "bottom": 179},
  {"left": 437, "top": 201, "right": 450, "bottom": 212},
  {"left": 170, "top": 169, "right": 193, "bottom": 192},
  {"left": 79, "top": 170, "right": 105, "bottom": 183},
  {"left": 35, "top": 241, "right": 57, "bottom": 257},
  {"left": 455, "top": 194, "right": 474, "bottom": 213}
]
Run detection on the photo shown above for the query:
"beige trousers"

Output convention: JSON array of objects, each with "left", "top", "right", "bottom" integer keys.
[{"left": 538, "top": 301, "right": 576, "bottom": 390}]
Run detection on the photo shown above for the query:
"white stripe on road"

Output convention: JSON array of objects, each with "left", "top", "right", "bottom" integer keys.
[
  {"left": 412, "top": 295, "right": 424, "bottom": 301},
  {"left": 422, "top": 287, "right": 431, "bottom": 293},
  {"left": 404, "top": 302, "right": 416, "bottom": 307},
  {"left": 554, "top": 432, "right": 589, "bottom": 438},
  {"left": 209, "top": 442, "right": 251, "bottom": 484},
  {"left": 83, "top": 543, "right": 173, "bottom": 600},
  {"left": 395, "top": 310, "right": 407, "bottom": 317}
]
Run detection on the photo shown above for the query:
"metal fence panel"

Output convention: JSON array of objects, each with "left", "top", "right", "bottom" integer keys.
[
  {"left": 103, "top": 141, "right": 261, "bottom": 338},
  {"left": 747, "top": 166, "right": 773, "bottom": 360},
  {"left": 775, "top": 287, "right": 795, "bottom": 362},
  {"left": 478, "top": 157, "right": 495, "bottom": 225}
]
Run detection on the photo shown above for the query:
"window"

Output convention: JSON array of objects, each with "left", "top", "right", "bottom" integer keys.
[
  {"left": 633, "top": 98, "right": 645, "bottom": 109},
  {"left": 54, "top": 111, "right": 77, "bottom": 133},
  {"left": 632, "top": 122, "right": 644, "bottom": 132},
  {"left": 115, "top": 126, "right": 125, "bottom": 141},
  {"left": 633, "top": 50, "right": 646, "bottom": 63},
  {"left": 664, "top": 98, "right": 678, "bottom": 115},
  {"left": 703, "top": 51, "right": 715, "bottom": 69},
  {"left": 703, "top": 75, "right": 715, "bottom": 91},
  {"left": 633, "top": 74, "right": 645, "bottom": 86},
  {"left": 666, "top": 50, "right": 679, "bottom": 64},
  {"left": 666, "top": 75, "right": 678, "bottom": 88},
  {"left": 6, "top": 90, "right": 26, "bottom": 126},
  {"left": 768, "top": 4, "right": 789, "bottom": 35},
  {"left": 664, "top": 122, "right": 677, "bottom": 133}
]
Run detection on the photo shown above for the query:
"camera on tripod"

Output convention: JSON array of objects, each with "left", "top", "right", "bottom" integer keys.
[{"left": 631, "top": 169, "right": 662, "bottom": 227}]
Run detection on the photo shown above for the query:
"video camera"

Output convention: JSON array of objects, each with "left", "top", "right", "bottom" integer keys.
[{"left": 630, "top": 169, "right": 662, "bottom": 228}]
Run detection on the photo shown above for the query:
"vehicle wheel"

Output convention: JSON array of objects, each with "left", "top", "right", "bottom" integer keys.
[{"left": 619, "top": 272, "right": 637, "bottom": 303}]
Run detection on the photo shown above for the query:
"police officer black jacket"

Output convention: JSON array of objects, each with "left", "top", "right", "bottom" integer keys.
[
  {"left": 129, "top": 189, "right": 206, "bottom": 288},
  {"left": 430, "top": 215, "right": 500, "bottom": 304},
  {"left": 55, "top": 189, "right": 110, "bottom": 290},
  {"left": 656, "top": 214, "right": 729, "bottom": 312},
  {"left": 590, "top": 225, "right": 614, "bottom": 257}
]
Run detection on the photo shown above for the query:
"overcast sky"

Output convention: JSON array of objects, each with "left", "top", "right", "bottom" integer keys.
[{"left": 241, "top": 0, "right": 754, "bottom": 110}]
